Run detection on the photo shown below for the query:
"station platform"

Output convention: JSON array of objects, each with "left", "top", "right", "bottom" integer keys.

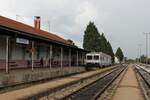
[
  {"left": 111, "top": 64, "right": 144, "bottom": 100},
  {"left": 0, "top": 66, "right": 116, "bottom": 100},
  {"left": 0, "top": 67, "right": 86, "bottom": 88}
]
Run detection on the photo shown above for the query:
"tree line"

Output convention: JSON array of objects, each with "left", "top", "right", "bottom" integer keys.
[
  {"left": 136, "top": 55, "right": 150, "bottom": 64},
  {"left": 83, "top": 22, "right": 124, "bottom": 63}
]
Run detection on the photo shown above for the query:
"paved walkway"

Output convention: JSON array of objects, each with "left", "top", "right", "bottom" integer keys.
[
  {"left": 0, "top": 67, "right": 116, "bottom": 100},
  {"left": 111, "top": 64, "right": 144, "bottom": 100}
]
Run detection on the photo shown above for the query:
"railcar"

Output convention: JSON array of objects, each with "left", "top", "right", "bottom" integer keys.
[{"left": 85, "top": 52, "right": 112, "bottom": 68}]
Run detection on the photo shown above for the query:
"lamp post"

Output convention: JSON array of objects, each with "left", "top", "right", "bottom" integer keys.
[
  {"left": 138, "top": 44, "right": 142, "bottom": 63},
  {"left": 143, "top": 32, "right": 150, "bottom": 64}
]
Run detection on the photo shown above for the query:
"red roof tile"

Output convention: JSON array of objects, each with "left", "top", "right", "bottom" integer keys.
[{"left": 0, "top": 16, "right": 72, "bottom": 46}]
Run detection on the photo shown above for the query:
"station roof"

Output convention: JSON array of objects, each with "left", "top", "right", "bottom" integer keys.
[{"left": 0, "top": 16, "right": 86, "bottom": 51}]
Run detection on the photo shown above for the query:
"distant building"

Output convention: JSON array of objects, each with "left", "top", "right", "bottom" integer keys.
[{"left": 115, "top": 56, "right": 120, "bottom": 63}]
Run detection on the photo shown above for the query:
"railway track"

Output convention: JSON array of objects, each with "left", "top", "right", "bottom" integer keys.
[
  {"left": 59, "top": 66, "right": 126, "bottom": 100},
  {"left": 135, "top": 65, "right": 150, "bottom": 99},
  {"left": 26, "top": 66, "right": 121, "bottom": 100}
]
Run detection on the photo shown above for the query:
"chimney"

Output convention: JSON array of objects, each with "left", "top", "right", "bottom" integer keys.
[{"left": 34, "top": 16, "right": 41, "bottom": 29}]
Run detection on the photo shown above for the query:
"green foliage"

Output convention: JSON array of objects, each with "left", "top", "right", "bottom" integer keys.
[
  {"left": 99, "top": 33, "right": 108, "bottom": 53},
  {"left": 139, "top": 55, "right": 146, "bottom": 63},
  {"left": 83, "top": 21, "right": 115, "bottom": 63},
  {"left": 115, "top": 47, "right": 124, "bottom": 62},
  {"left": 138, "top": 55, "right": 150, "bottom": 64},
  {"left": 107, "top": 42, "right": 115, "bottom": 63},
  {"left": 83, "top": 22, "right": 101, "bottom": 52}
]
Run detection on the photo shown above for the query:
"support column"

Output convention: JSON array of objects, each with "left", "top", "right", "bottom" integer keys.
[
  {"left": 82, "top": 53, "right": 85, "bottom": 65},
  {"left": 6, "top": 36, "right": 9, "bottom": 73},
  {"left": 69, "top": 49, "right": 71, "bottom": 67},
  {"left": 81, "top": 53, "right": 83, "bottom": 65},
  {"left": 50, "top": 44, "right": 52, "bottom": 69},
  {"left": 31, "top": 41, "right": 34, "bottom": 71},
  {"left": 61, "top": 47, "right": 63, "bottom": 68},
  {"left": 77, "top": 50, "right": 79, "bottom": 66}
]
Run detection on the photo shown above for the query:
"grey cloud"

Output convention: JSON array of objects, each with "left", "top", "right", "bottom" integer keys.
[{"left": 1, "top": 0, "right": 150, "bottom": 58}]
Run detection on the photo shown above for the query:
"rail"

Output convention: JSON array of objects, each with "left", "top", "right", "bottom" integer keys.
[
  {"left": 60, "top": 65, "right": 126, "bottom": 100},
  {"left": 135, "top": 65, "right": 150, "bottom": 88}
]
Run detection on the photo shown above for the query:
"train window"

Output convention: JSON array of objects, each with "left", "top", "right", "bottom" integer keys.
[
  {"left": 87, "top": 56, "right": 92, "bottom": 60},
  {"left": 94, "top": 56, "right": 99, "bottom": 60}
]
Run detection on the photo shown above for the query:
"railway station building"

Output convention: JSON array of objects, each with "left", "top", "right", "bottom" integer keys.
[{"left": 0, "top": 16, "right": 87, "bottom": 73}]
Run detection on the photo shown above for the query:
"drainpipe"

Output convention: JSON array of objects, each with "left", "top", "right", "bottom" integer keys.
[
  {"left": 6, "top": 36, "right": 9, "bottom": 73},
  {"left": 69, "top": 49, "right": 71, "bottom": 67},
  {"left": 31, "top": 41, "right": 34, "bottom": 71},
  {"left": 61, "top": 47, "right": 63, "bottom": 68},
  {"left": 50, "top": 44, "right": 52, "bottom": 69}
]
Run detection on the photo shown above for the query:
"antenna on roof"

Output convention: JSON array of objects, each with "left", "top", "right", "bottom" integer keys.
[
  {"left": 47, "top": 21, "right": 51, "bottom": 32},
  {"left": 16, "top": 15, "right": 20, "bottom": 21},
  {"left": 16, "top": 15, "right": 23, "bottom": 22}
]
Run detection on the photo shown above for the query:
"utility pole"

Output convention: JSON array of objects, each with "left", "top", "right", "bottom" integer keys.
[
  {"left": 137, "top": 45, "right": 139, "bottom": 63},
  {"left": 138, "top": 44, "right": 142, "bottom": 63},
  {"left": 143, "top": 32, "right": 150, "bottom": 64}
]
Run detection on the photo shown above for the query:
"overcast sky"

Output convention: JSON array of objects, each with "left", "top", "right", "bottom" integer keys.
[{"left": 1, "top": 0, "right": 150, "bottom": 59}]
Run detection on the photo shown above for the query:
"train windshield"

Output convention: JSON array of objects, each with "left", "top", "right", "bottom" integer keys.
[
  {"left": 94, "top": 56, "right": 99, "bottom": 60},
  {"left": 87, "top": 56, "right": 92, "bottom": 60}
]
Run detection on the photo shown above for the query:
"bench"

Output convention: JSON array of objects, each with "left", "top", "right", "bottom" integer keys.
[{"left": 9, "top": 61, "right": 18, "bottom": 68}]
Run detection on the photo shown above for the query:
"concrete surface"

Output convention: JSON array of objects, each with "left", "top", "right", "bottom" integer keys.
[
  {"left": 0, "top": 67, "right": 86, "bottom": 87},
  {"left": 111, "top": 64, "right": 144, "bottom": 100}
]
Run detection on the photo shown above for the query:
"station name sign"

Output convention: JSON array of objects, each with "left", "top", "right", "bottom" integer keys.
[{"left": 16, "top": 38, "right": 29, "bottom": 44}]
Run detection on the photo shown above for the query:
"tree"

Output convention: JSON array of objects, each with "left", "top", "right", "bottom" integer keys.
[
  {"left": 107, "top": 42, "right": 115, "bottom": 63},
  {"left": 140, "top": 55, "right": 146, "bottom": 63},
  {"left": 99, "top": 34, "right": 114, "bottom": 63},
  {"left": 115, "top": 47, "right": 124, "bottom": 62},
  {"left": 83, "top": 21, "right": 115, "bottom": 63},
  {"left": 98, "top": 33, "right": 108, "bottom": 53},
  {"left": 83, "top": 22, "right": 101, "bottom": 52}
]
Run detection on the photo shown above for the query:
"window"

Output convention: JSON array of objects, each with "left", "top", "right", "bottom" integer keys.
[
  {"left": 87, "top": 56, "right": 92, "bottom": 60},
  {"left": 94, "top": 56, "right": 99, "bottom": 60}
]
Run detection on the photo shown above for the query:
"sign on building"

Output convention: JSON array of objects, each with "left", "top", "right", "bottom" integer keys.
[{"left": 16, "top": 38, "right": 29, "bottom": 44}]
